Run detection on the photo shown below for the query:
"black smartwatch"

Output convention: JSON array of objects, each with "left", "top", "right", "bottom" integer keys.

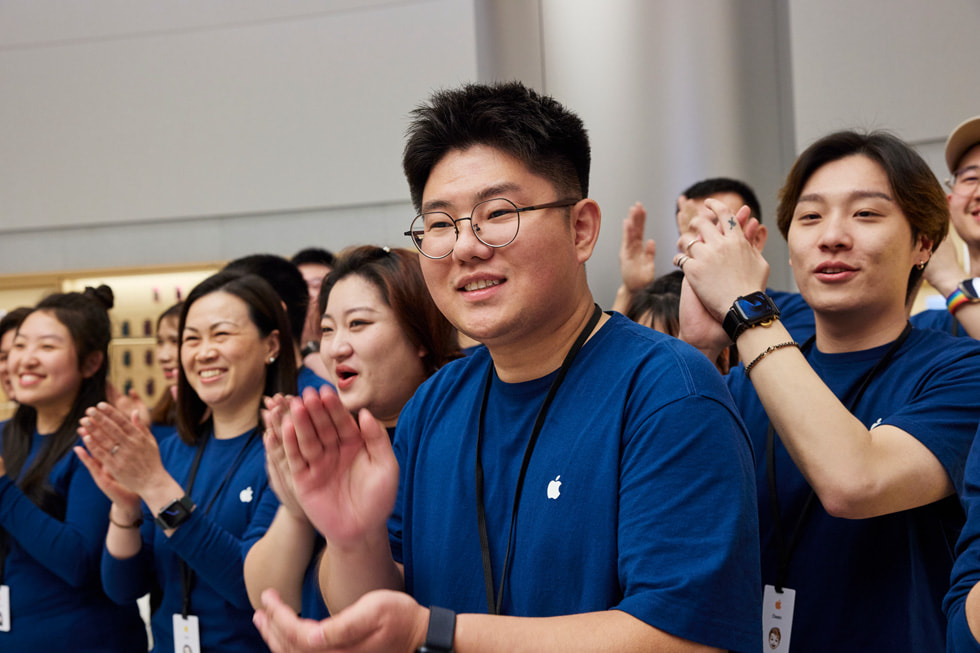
[
  {"left": 959, "top": 278, "right": 980, "bottom": 301},
  {"left": 722, "top": 291, "right": 780, "bottom": 343},
  {"left": 154, "top": 495, "right": 195, "bottom": 530},
  {"left": 417, "top": 606, "right": 455, "bottom": 653}
]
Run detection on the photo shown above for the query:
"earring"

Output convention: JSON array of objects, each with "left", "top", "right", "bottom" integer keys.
[
  {"left": 267, "top": 356, "right": 276, "bottom": 364},
  {"left": 916, "top": 261, "right": 927, "bottom": 270}
]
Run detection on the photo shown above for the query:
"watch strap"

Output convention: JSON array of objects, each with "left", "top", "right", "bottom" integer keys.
[
  {"left": 417, "top": 606, "right": 455, "bottom": 653},
  {"left": 723, "top": 292, "right": 780, "bottom": 343},
  {"left": 154, "top": 494, "right": 195, "bottom": 530}
]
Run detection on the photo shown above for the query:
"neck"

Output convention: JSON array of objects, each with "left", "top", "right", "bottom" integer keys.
[
  {"left": 813, "top": 305, "right": 908, "bottom": 353},
  {"left": 34, "top": 402, "right": 71, "bottom": 435},
  {"left": 210, "top": 395, "right": 261, "bottom": 439},
  {"left": 968, "top": 247, "right": 980, "bottom": 277},
  {"left": 486, "top": 296, "right": 605, "bottom": 383}
]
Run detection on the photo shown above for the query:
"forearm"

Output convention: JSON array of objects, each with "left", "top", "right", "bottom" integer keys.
[
  {"left": 245, "top": 506, "right": 317, "bottom": 611},
  {"left": 925, "top": 269, "right": 980, "bottom": 339},
  {"left": 737, "top": 323, "right": 952, "bottom": 517},
  {"left": 319, "top": 525, "right": 403, "bottom": 613},
  {"left": 452, "top": 610, "right": 720, "bottom": 653},
  {"left": 105, "top": 501, "right": 145, "bottom": 559}
]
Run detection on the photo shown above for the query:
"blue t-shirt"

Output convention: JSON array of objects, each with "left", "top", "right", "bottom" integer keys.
[
  {"left": 390, "top": 313, "right": 761, "bottom": 652},
  {"left": 768, "top": 289, "right": 815, "bottom": 342},
  {"left": 727, "top": 326, "right": 980, "bottom": 652},
  {"left": 946, "top": 432, "right": 980, "bottom": 653},
  {"left": 912, "top": 308, "right": 967, "bottom": 337},
  {"left": 297, "top": 364, "right": 333, "bottom": 394},
  {"left": 102, "top": 428, "right": 279, "bottom": 652},
  {"left": 0, "top": 427, "right": 146, "bottom": 652}
]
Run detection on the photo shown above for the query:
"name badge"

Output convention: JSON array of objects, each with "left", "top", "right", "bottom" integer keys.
[
  {"left": 173, "top": 613, "right": 201, "bottom": 653},
  {"left": 0, "top": 585, "right": 10, "bottom": 632},
  {"left": 762, "top": 584, "right": 795, "bottom": 652}
]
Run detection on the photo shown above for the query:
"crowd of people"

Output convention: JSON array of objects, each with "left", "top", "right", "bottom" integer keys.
[{"left": 1, "top": 81, "right": 980, "bottom": 652}]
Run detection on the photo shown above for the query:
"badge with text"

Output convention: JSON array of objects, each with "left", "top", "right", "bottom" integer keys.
[
  {"left": 173, "top": 613, "right": 201, "bottom": 653},
  {"left": 762, "top": 585, "right": 795, "bottom": 652},
  {"left": 0, "top": 585, "right": 10, "bottom": 632}
]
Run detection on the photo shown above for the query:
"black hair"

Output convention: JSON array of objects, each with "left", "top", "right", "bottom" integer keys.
[
  {"left": 1, "top": 286, "right": 113, "bottom": 515},
  {"left": 175, "top": 271, "right": 297, "bottom": 445},
  {"left": 0, "top": 307, "right": 32, "bottom": 343},
  {"left": 224, "top": 254, "right": 308, "bottom": 346},
  {"left": 148, "top": 302, "right": 182, "bottom": 427},
  {"left": 291, "top": 247, "right": 335, "bottom": 268},
  {"left": 626, "top": 271, "right": 684, "bottom": 336},
  {"left": 403, "top": 81, "right": 590, "bottom": 212},
  {"left": 680, "top": 177, "right": 763, "bottom": 222}
]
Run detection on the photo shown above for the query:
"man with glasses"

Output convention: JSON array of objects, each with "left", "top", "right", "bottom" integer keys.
[
  {"left": 911, "top": 116, "right": 980, "bottom": 338},
  {"left": 254, "top": 81, "right": 761, "bottom": 653}
]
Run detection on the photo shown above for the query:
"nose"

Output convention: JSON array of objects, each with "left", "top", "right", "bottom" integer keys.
[
  {"left": 451, "top": 217, "right": 493, "bottom": 262},
  {"left": 323, "top": 329, "right": 352, "bottom": 360},
  {"left": 816, "top": 213, "right": 852, "bottom": 251}
]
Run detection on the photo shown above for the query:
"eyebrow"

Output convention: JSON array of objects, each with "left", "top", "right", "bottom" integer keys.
[
  {"left": 797, "top": 189, "right": 894, "bottom": 204},
  {"left": 955, "top": 165, "right": 980, "bottom": 175},
  {"left": 183, "top": 320, "right": 240, "bottom": 333},
  {"left": 322, "top": 306, "right": 381, "bottom": 321},
  {"left": 421, "top": 182, "right": 522, "bottom": 213}
]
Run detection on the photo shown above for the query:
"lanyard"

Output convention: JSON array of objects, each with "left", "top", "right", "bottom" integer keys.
[
  {"left": 767, "top": 322, "right": 912, "bottom": 591},
  {"left": 179, "top": 426, "right": 261, "bottom": 617},
  {"left": 475, "top": 304, "right": 602, "bottom": 615}
]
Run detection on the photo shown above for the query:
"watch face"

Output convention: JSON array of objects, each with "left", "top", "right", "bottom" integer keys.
[
  {"left": 735, "top": 292, "right": 776, "bottom": 321},
  {"left": 964, "top": 278, "right": 980, "bottom": 300}
]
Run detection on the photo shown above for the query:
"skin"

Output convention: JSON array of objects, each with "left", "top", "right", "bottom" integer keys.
[
  {"left": 254, "top": 146, "right": 720, "bottom": 652},
  {"left": 156, "top": 314, "right": 180, "bottom": 388},
  {"left": 681, "top": 155, "right": 949, "bottom": 521},
  {"left": 0, "top": 328, "right": 17, "bottom": 401}
]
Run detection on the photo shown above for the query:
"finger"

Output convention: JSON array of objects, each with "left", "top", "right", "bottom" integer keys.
[
  {"left": 314, "top": 385, "right": 362, "bottom": 447},
  {"left": 286, "top": 395, "right": 329, "bottom": 464},
  {"left": 357, "top": 409, "right": 397, "bottom": 469}
]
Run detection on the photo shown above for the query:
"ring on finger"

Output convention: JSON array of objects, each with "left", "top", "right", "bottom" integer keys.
[
  {"left": 673, "top": 253, "right": 690, "bottom": 270},
  {"left": 684, "top": 237, "right": 703, "bottom": 256},
  {"left": 110, "top": 444, "right": 120, "bottom": 456}
]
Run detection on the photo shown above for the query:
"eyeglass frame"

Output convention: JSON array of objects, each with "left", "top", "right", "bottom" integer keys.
[
  {"left": 945, "top": 165, "right": 980, "bottom": 197},
  {"left": 403, "top": 197, "right": 581, "bottom": 259}
]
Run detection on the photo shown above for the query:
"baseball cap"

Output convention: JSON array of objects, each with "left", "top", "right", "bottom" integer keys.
[{"left": 945, "top": 115, "right": 980, "bottom": 173}]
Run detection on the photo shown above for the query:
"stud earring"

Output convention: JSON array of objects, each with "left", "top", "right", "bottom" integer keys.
[
  {"left": 267, "top": 356, "right": 276, "bottom": 364},
  {"left": 916, "top": 261, "right": 927, "bottom": 270}
]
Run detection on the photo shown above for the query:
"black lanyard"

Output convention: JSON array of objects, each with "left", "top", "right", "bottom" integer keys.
[
  {"left": 474, "top": 304, "right": 602, "bottom": 615},
  {"left": 179, "top": 426, "right": 260, "bottom": 617},
  {"left": 767, "top": 322, "right": 912, "bottom": 591}
]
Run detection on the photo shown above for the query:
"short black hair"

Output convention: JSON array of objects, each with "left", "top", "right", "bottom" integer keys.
[
  {"left": 291, "top": 247, "right": 335, "bottom": 268},
  {"left": 224, "top": 254, "right": 308, "bottom": 345},
  {"left": 403, "top": 81, "right": 590, "bottom": 212},
  {"left": 680, "top": 177, "right": 763, "bottom": 222}
]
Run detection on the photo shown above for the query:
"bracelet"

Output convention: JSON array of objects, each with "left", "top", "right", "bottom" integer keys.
[
  {"left": 947, "top": 287, "right": 971, "bottom": 315},
  {"left": 109, "top": 513, "right": 143, "bottom": 529},
  {"left": 745, "top": 341, "right": 799, "bottom": 377}
]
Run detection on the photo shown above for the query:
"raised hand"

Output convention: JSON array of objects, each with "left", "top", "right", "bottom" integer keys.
[
  {"left": 280, "top": 386, "right": 399, "bottom": 547},
  {"left": 619, "top": 202, "right": 656, "bottom": 293},
  {"left": 106, "top": 381, "right": 151, "bottom": 427},
  {"left": 77, "top": 402, "right": 167, "bottom": 497},
  {"left": 262, "top": 394, "right": 306, "bottom": 517}
]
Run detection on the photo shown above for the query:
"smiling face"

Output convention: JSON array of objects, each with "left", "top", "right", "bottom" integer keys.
[
  {"left": 787, "top": 155, "right": 931, "bottom": 326},
  {"left": 320, "top": 275, "right": 427, "bottom": 427},
  {"left": 949, "top": 144, "right": 980, "bottom": 250},
  {"left": 0, "top": 328, "right": 16, "bottom": 400},
  {"left": 180, "top": 291, "right": 278, "bottom": 416},
  {"left": 416, "top": 144, "right": 592, "bottom": 352},
  {"left": 8, "top": 310, "right": 85, "bottom": 428},
  {"left": 156, "top": 314, "right": 180, "bottom": 387}
]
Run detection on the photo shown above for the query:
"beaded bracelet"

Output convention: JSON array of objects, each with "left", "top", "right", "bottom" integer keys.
[
  {"left": 947, "top": 287, "right": 971, "bottom": 315},
  {"left": 745, "top": 341, "right": 799, "bottom": 377}
]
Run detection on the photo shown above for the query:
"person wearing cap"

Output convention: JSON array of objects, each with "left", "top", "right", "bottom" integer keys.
[{"left": 911, "top": 116, "right": 980, "bottom": 338}]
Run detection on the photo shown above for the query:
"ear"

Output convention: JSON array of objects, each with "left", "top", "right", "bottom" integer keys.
[
  {"left": 749, "top": 223, "right": 769, "bottom": 252},
  {"left": 80, "top": 351, "right": 104, "bottom": 379},
  {"left": 915, "top": 233, "right": 935, "bottom": 262},
  {"left": 264, "top": 329, "right": 281, "bottom": 363},
  {"left": 570, "top": 199, "right": 602, "bottom": 264}
]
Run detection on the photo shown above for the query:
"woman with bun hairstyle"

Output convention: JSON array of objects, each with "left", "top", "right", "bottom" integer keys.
[
  {"left": 77, "top": 271, "right": 295, "bottom": 652},
  {"left": 245, "top": 246, "right": 459, "bottom": 619},
  {"left": 0, "top": 286, "right": 147, "bottom": 651}
]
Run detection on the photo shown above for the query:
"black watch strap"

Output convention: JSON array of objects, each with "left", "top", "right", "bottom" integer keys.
[
  {"left": 154, "top": 494, "right": 195, "bottom": 530},
  {"left": 417, "top": 606, "right": 455, "bottom": 653}
]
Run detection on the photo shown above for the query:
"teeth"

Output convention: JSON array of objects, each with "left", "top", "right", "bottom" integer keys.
[
  {"left": 200, "top": 369, "right": 223, "bottom": 379},
  {"left": 463, "top": 279, "right": 501, "bottom": 292}
]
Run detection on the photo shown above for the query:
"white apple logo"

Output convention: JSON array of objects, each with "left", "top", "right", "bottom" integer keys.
[
  {"left": 547, "top": 475, "right": 562, "bottom": 499},
  {"left": 239, "top": 486, "right": 254, "bottom": 503}
]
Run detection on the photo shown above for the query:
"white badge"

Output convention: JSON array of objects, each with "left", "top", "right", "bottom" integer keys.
[
  {"left": 762, "top": 584, "right": 795, "bottom": 652},
  {"left": 173, "top": 613, "right": 201, "bottom": 653},
  {"left": 0, "top": 584, "right": 10, "bottom": 632}
]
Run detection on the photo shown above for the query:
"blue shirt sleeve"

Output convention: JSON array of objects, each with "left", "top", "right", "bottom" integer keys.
[
  {"left": 0, "top": 455, "right": 110, "bottom": 588},
  {"left": 101, "top": 504, "right": 157, "bottom": 603}
]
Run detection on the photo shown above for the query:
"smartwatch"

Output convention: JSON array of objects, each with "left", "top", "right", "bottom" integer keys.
[
  {"left": 417, "top": 606, "right": 455, "bottom": 653},
  {"left": 154, "top": 495, "right": 195, "bottom": 530},
  {"left": 722, "top": 291, "right": 781, "bottom": 343},
  {"left": 947, "top": 278, "right": 980, "bottom": 314}
]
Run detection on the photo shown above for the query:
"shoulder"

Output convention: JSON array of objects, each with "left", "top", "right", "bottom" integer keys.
[
  {"left": 297, "top": 365, "right": 334, "bottom": 393},
  {"left": 910, "top": 308, "right": 956, "bottom": 334}
]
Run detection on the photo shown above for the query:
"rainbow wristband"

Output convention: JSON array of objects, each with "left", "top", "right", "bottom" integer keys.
[{"left": 947, "top": 287, "right": 971, "bottom": 314}]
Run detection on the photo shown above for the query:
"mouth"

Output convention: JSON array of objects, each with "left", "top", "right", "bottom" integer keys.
[
  {"left": 814, "top": 262, "right": 858, "bottom": 281},
  {"left": 162, "top": 367, "right": 178, "bottom": 381},
  {"left": 198, "top": 368, "right": 226, "bottom": 382},
  {"left": 17, "top": 373, "right": 43, "bottom": 387},
  {"left": 459, "top": 278, "right": 504, "bottom": 293},
  {"left": 335, "top": 366, "right": 358, "bottom": 389}
]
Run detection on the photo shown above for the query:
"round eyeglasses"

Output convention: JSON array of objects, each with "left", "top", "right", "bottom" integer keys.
[
  {"left": 946, "top": 166, "right": 980, "bottom": 198},
  {"left": 404, "top": 197, "right": 580, "bottom": 259}
]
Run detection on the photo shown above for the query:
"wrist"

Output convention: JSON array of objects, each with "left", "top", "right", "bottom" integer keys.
[
  {"left": 417, "top": 606, "right": 456, "bottom": 653},
  {"left": 948, "top": 278, "right": 980, "bottom": 314}
]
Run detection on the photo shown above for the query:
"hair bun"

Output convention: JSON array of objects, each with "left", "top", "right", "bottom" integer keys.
[{"left": 84, "top": 284, "right": 115, "bottom": 311}]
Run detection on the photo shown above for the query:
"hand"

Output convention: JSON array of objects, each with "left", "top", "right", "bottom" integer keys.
[
  {"left": 262, "top": 395, "right": 306, "bottom": 517},
  {"left": 678, "top": 276, "right": 732, "bottom": 363},
  {"left": 281, "top": 386, "right": 399, "bottom": 547},
  {"left": 254, "top": 588, "right": 428, "bottom": 653},
  {"left": 77, "top": 402, "right": 168, "bottom": 497},
  {"left": 74, "top": 444, "right": 142, "bottom": 514},
  {"left": 106, "top": 381, "right": 151, "bottom": 427},
  {"left": 619, "top": 202, "right": 656, "bottom": 292},
  {"left": 922, "top": 233, "right": 963, "bottom": 296},
  {"left": 676, "top": 198, "right": 769, "bottom": 321}
]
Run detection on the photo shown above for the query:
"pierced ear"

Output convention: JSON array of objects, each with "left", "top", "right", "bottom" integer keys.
[
  {"left": 81, "top": 351, "right": 104, "bottom": 379},
  {"left": 265, "top": 330, "right": 281, "bottom": 363}
]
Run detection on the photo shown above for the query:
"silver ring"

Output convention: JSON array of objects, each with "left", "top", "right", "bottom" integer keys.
[
  {"left": 684, "top": 237, "right": 702, "bottom": 256},
  {"left": 673, "top": 254, "right": 690, "bottom": 270},
  {"left": 110, "top": 444, "right": 120, "bottom": 456}
]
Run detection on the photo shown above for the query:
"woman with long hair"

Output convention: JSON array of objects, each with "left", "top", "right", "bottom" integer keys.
[
  {"left": 244, "top": 246, "right": 459, "bottom": 618},
  {"left": 0, "top": 286, "right": 147, "bottom": 651},
  {"left": 77, "top": 271, "right": 296, "bottom": 652}
]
